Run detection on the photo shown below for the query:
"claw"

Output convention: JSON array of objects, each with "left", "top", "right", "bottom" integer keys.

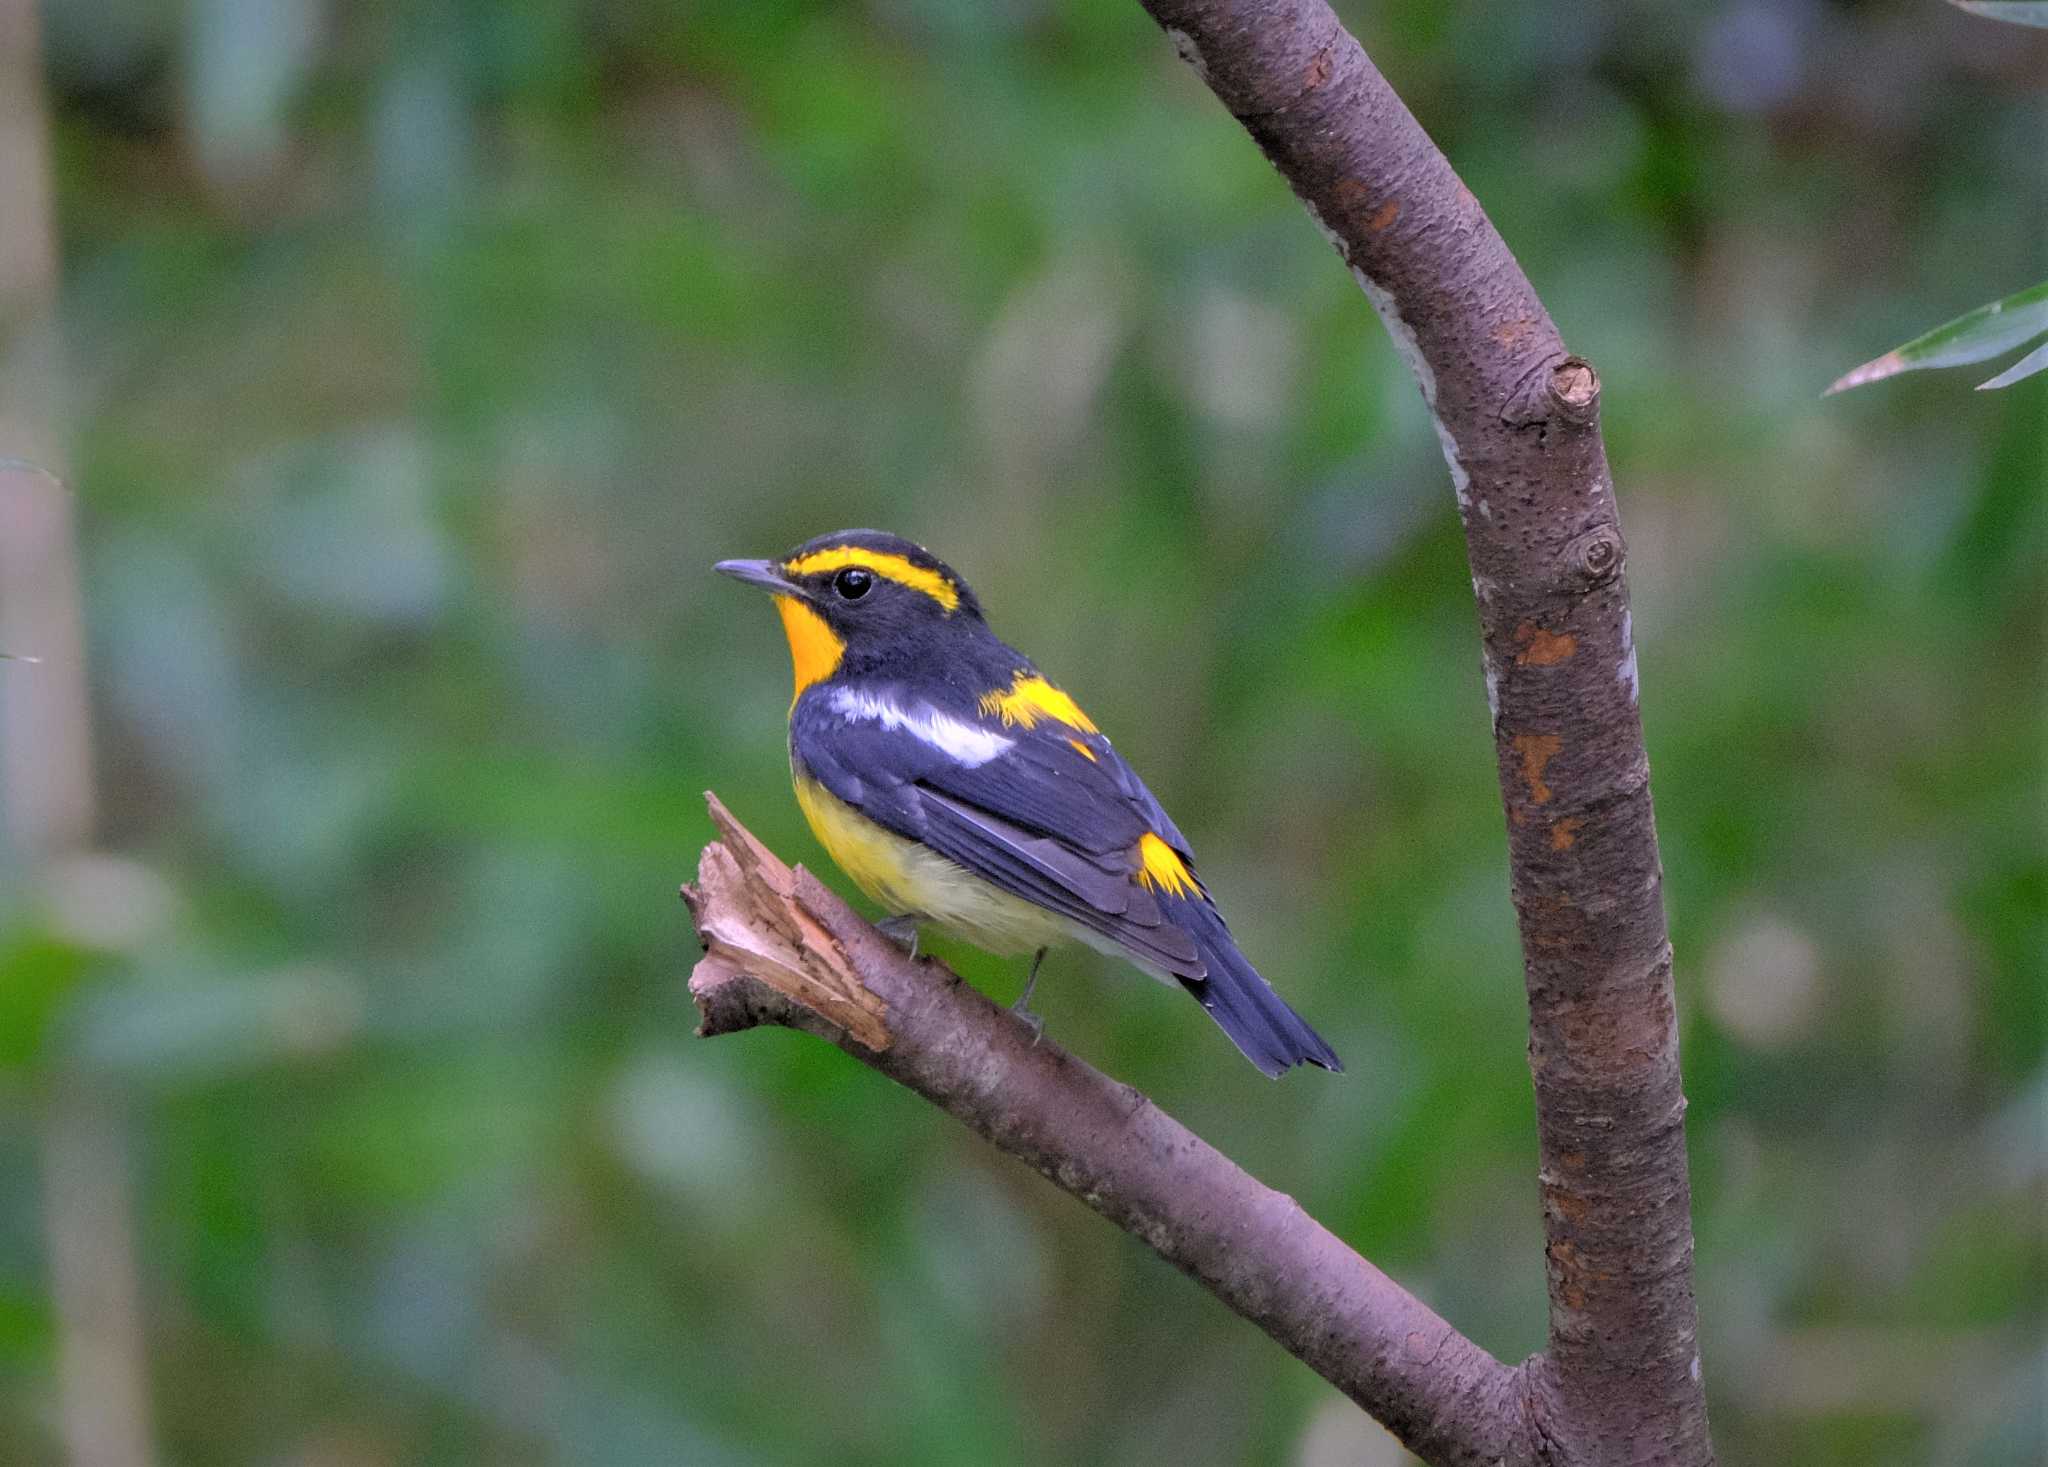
[{"left": 876, "top": 913, "right": 925, "bottom": 960}]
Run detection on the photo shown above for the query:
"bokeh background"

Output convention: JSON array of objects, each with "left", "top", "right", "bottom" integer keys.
[{"left": 0, "top": 1, "right": 2041, "bottom": 1463}]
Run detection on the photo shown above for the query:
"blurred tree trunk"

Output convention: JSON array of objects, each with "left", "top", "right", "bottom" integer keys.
[
  {"left": 0, "top": 0, "right": 88, "bottom": 843},
  {"left": 0, "top": 7, "right": 158, "bottom": 1467}
]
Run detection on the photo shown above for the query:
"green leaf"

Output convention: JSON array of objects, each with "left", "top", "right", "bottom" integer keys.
[
  {"left": 0, "top": 933, "right": 96, "bottom": 1071},
  {"left": 1946, "top": 0, "right": 2048, "bottom": 25},
  {"left": 1826, "top": 281, "right": 2048, "bottom": 394},
  {"left": 1978, "top": 338, "right": 2048, "bottom": 390}
]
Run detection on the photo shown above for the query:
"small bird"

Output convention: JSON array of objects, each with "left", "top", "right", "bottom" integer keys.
[{"left": 716, "top": 530, "right": 1341, "bottom": 1077}]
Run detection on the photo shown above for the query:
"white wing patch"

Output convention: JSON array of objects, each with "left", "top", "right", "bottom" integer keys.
[{"left": 829, "top": 687, "right": 1014, "bottom": 767}]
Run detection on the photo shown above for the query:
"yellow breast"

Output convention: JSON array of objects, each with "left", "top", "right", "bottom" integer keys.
[{"left": 792, "top": 772, "right": 1068, "bottom": 956}]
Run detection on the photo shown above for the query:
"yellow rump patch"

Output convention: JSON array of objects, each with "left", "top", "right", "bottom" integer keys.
[
  {"left": 774, "top": 595, "right": 845, "bottom": 703},
  {"left": 1067, "top": 737, "right": 1098, "bottom": 762},
  {"left": 782, "top": 546, "right": 960, "bottom": 612},
  {"left": 979, "top": 674, "right": 1099, "bottom": 733},
  {"left": 1135, "top": 832, "right": 1198, "bottom": 898}
]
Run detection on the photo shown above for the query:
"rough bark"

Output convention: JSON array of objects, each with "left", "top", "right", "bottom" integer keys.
[
  {"left": 1137, "top": 3, "right": 1710, "bottom": 1462},
  {"left": 684, "top": 795, "right": 1532, "bottom": 1467},
  {"left": 687, "top": 5, "right": 1713, "bottom": 1464}
]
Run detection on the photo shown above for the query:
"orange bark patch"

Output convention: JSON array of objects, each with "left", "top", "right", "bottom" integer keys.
[
  {"left": 1302, "top": 46, "right": 1333, "bottom": 90},
  {"left": 1551, "top": 816, "right": 1585, "bottom": 851},
  {"left": 1367, "top": 198, "right": 1401, "bottom": 233},
  {"left": 1514, "top": 621, "right": 1578, "bottom": 666},
  {"left": 1514, "top": 733, "right": 1563, "bottom": 804},
  {"left": 1547, "top": 1238, "right": 1592, "bottom": 1310},
  {"left": 1544, "top": 1185, "right": 1591, "bottom": 1225}
]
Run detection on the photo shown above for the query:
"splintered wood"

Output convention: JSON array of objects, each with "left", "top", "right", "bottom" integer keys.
[{"left": 681, "top": 793, "right": 892, "bottom": 1051}]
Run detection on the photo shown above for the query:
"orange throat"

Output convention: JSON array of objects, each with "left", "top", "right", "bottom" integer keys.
[{"left": 774, "top": 595, "right": 845, "bottom": 702}]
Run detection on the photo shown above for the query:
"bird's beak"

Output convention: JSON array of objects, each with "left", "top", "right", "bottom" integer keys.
[{"left": 714, "top": 558, "right": 801, "bottom": 597}]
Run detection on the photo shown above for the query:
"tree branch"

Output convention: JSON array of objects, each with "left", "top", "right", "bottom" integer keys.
[
  {"left": 1138, "top": 2, "right": 1711, "bottom": 1461},
  {"left": 683, "top": 794, "right": 1532, "bottom": 1467}
]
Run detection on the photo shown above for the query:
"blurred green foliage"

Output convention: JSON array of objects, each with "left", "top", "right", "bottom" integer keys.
[{"left": 0, "top": 1, "right": 2041, "bottom": 1464}]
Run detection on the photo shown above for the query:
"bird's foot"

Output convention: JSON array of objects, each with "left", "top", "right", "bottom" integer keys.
[
  {"left": 875, "top": 913, "right": 925, "bottom": 960},
  {"left": 1010, "top": 948, "right": 1048, "bottom": 1047}
]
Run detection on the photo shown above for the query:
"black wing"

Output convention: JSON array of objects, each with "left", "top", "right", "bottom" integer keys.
[
  {"left": 792, "top": 679, "right": 1342, "bottom": 1076},
  {"left": 792, "top": 683, "right": 1205, "bottom": 975}
]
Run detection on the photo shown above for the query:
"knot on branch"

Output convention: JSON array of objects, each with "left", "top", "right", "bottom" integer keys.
[
  {"left": 1502, "top": 354, "right": 1604, "bottom": 429},
  {"left": 1548, "top": 357, "right": 1600, "bottom": 423},
  {"left": 680, "top": 793, "right": 892, "bottom": 1050},
  {"left": 1564, "top": 525, "right": 1626, "bottom": 589}
]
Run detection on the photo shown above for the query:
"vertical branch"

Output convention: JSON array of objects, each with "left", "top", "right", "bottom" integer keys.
[
  {"left": 38, "top": 1082, "right": 157, "bottom": 1467},
  {"left": 1136, "top": 3, "right": 1711, "bottom": 1462},
  {"left": 0, "top": 0, "right": 90, "bottom": 852},
  {"left": 0, "top": 8, "right": 158, "bottom": 1466}
]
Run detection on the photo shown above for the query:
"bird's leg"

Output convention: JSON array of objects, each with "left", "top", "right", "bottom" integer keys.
[
  {"left": 1010, "top": 948, "right": 1048, "bottom": 1045},
  {"left": 875, "top": 912, "right": 925, "bottom": 959}
]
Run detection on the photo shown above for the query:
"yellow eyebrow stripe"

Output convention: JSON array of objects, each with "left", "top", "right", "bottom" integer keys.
[
  {"left": 1136, "top": 833, "right": 1198, "bottom": 898},
  {"left": 979, "top": 674, "right": 1099, "bottom": 733},
  {"left": 782, "top": 546, "right": 960, "bottom": 611}
]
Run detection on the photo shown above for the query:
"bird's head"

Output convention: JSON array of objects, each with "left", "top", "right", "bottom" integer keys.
[{"left": 715, "top": 529, "right": 981, "bottom": 697}]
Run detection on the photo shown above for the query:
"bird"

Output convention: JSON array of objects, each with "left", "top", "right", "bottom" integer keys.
[{"left": 715, "top": 529, "right": 1341, "bottom": 1077}]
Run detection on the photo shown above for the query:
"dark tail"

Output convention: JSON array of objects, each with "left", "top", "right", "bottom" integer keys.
[{"left": 1176, "top": 903, "right": 1342, "bottom": 1078}]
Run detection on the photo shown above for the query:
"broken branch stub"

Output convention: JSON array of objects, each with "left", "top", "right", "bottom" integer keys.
[{"left": 680, "top": 792, "right": 892, "bottom": 1051}]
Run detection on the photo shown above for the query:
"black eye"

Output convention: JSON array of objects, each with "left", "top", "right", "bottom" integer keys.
[{"left": 832, "top": 567, "right": 874, "bottom": 600}]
